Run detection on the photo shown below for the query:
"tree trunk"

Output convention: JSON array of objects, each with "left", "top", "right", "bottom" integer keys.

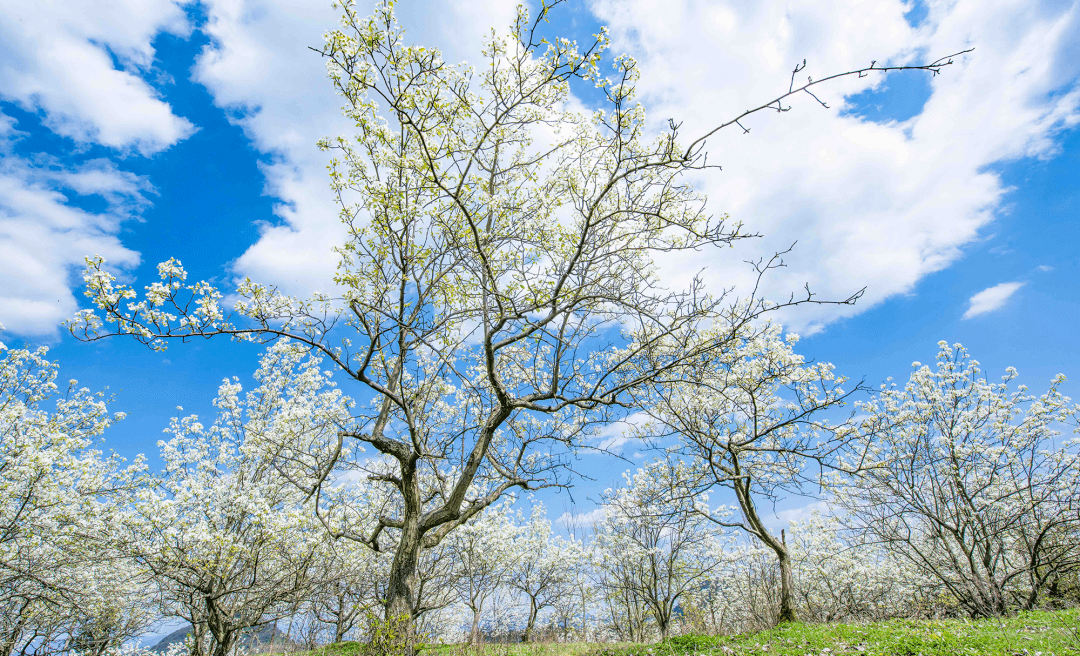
[
  {"left": 205, "top": 600, "right": 238, "bottom": 656},
  {"left": 384, "top": 517, "right": 422, "bottom": 649},
  {"left": 188, "top": 622, "right": 207, "bottom": 656},
  {"left": 384, "top": 458, "right": 424, "bottom": 654},
  {"left": 522, "top": 597, "right": 539, "bottom": 642},
  {"left": 210, "top": 635, "right": 235, "bottom": 656},
  {"left": 733, "top": 480, "right": 797, "bottom": 624},
  {"left": 206, "top": 624, "right": 236, "bottom": 656},
  {"left": 776, "top": 537, "right": 797, "bottom": 624},
  {"left": 469, "top": 606, "right": 482, "bottom": 646},
  {"left": 581, "top": 585, "right": 587, "bottom": 641}
]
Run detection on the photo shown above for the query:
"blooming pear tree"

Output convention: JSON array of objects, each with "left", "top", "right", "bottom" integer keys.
[
  {"left": 123, "top": 344, "right": 349, "bottom": 656},
  {"left": 637, "top": 324, "right": 863, "bottom": 623},
  {"left": 685, "top": 514, "right": 924, "bottom": 634},
  {"left": 0, "top": 336, "right": 152, "bottom": 656},
  {"left": 443, "top": 500, "right": 522, "bottom": 645},
  {"left": 304, "top": 538, "right": 390, "bottom": 644},
  {"left": 593, "top": 461, "right": 723, "bottom": 640},
  {"left": 829, "top": 342, "right": 1080, "bottom": 617},
  {"left": 784, "top": 512, "right": 926, "bottom": 623},
  {"left": 506, "top": 503, "right": 584, "bottom": 642},
  {"left": 67, "top": 0, "right": 966, "bottom": 640}
]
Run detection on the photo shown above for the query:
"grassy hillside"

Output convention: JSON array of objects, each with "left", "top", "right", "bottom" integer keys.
[
  {"left": 592, "top": 609, "right": 1080, "bottom": 656},
  {"left": 285, "top": 608, "right": 1080, "bottom": 656}
]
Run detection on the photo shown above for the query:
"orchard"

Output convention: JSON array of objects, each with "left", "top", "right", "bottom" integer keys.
[{"left": 2, "top": 1, "right": 1077, "bottom": 655}]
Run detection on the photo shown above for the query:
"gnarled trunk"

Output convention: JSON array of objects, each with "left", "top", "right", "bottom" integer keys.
[
  {"left": 384, "top": 517, "right": 422, "bottom": 630},
  {"left": 383, "top": 458, "right": 424, "bottom": 655},
  {"left": 205, "top": 610, "right": 237, "bottom": 656}
]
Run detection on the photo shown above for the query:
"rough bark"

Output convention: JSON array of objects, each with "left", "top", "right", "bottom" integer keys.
[
  {"left": 776, "top": 532, "right": 797, "bottom": 624},
  {"left": 657, "top": 610, "right": 671, "bottom": 640},
  {"left": 469, "top": 606, "right": 482, "bottom": 646},
  {"left": 521, "top": 597, "right": 539, "bottom": 642},
  {"left": 205, "top": 611, "right": 237, "bottom": 656},
  {"left": 332, "top": 605, "right": 349, "bottom": 645},
  {"left": 384, "top": 517, "right": 422, "bottom": 628},
  {"left": 188, "top": 622, "right": 207, "bottom": 656}
]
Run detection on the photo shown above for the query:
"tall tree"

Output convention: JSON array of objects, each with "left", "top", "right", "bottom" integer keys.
[
  {"left": 124, "top": 344, "right": 343, "bottom": 656},
  {"left": 67, "top": 0, "right": 965, "bottom": 642},
  {"left": 593, "top": 461, "right": 722, "bottom": 640},
  {"left": 506, "top": 503, "right": 582, "bottom": 643},
  {"left": 444, "top": 500, "right": 521, "bottom": 645},
  {"left": 305, "top": 537, "right": 388, "bottom": 644}
]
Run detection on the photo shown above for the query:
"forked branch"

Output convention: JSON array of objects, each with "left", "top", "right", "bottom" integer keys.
[{"left": 685, "top": 49, "right": 974, "bottom": 156}]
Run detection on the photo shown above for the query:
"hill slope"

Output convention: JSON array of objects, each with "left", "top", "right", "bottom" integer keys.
[{"left": 593, "top": 609, "right": 1080, "bottom": 656}]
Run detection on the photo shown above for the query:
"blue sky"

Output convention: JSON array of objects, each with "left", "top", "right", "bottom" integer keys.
[{"left": 1, "top": 0, "right": 1078, "bottom": 526}]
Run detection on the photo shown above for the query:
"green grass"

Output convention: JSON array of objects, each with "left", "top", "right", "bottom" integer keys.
[
  {"left": 276, "top": 609, "right": 1080, "bottom": 656},
  {"left": 286, "top": 639, "right": 598, "bottom": 656},
  {"left": 291, "top": 643, "right": 367, "bottom": 656},
  {"left": 593, "top": 609, "right": 1080, "bottom": 656},
  {"left": 423, "top": 643, "right": 598, "bottom": 656}
]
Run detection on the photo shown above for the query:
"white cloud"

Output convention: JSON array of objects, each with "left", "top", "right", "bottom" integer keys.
[
  {"left": 191, "top": 0, "right": 521, "bottom": 294},
  {"left": 0, "top": 0, "right": 198, "bottom": 337},
  {"left": 591, "top": 411, "right": 650, "bottom": 453},
  {"left": 2, "top": 0, "right": 1069, "bottom": 338},
  {"left": 556, "top": 507, "right": 606, "bottom": 529},
  {"left": 769, "top": 499, "right": 834, "bottom": 529},
  {"left": 183, "top": 0, "right": 1080, "bottom": 336},
  {"left": 0, "top": 0, "right": 196, "bottom": 154},
  {"left": 589, "top": 0, "right": 1079, "bottom": 334},
  {"left": 0, "top": 118, "right": 147, "bottom": 336},
  {"left": 962, "top": 280, "right": 1025, "bottom": 319}
]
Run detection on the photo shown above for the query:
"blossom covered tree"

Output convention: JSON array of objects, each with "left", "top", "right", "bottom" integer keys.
[
  {"left": 66, "top": 0, "right": 966, "bottom": 642},
  {"left": 636, "top": 324, "right": 863, "bottom": 623},
  {"left": 783, "top": 513, "right": 925, "bottom": 623},
  {"left": 303, "top": 537, "right": 388, "bottom": 644},
  {"left": 593, "top": 461, "right": 723, "bottom": 640},
  {"left": 122, "top": 344, "right": 348, "bottom": 656},
  {"left": 685, "top": 513, "right": 924, "bottom": 633},
  {"left": 0, "top": 335, "right": 152, "bottom": 656},
  {"left": 829, "top": 342, "right": 1080, "bottom": 617},
  {"left": 443, "top": 500, "right": 522, "bottom": 645},
  {"left": 506, "top": 503, "right": 583, "bottom": 642}
]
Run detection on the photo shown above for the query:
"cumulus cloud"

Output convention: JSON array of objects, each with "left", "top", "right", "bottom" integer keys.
[
  {"left": 962, "top": 281, "right": 1025, "bottom": 319},
  {"left": 556, "top": 507, "right": 606, "bottom": 530},
  {"left": 769, "top": 499, "right": 834, "bottom": 529},
  {"left": 0, "top": 0, "right": 197, "bottom": 336},
  {"left": 0, "top": 116, "right": 147, "bottom": 336},
  {"left": 191, "top": 0, "right": 521, "bottom": 294},
  {"left": 182, "top": 0, "right": 1079, "bottom": 337},
  {"left": 0, "top": 0, "right": 196, "bottom": 155},
  {"left": 589, "top": 0, "right": 1079, "bottom": 334},
  {"left": 591, "top": 411, "right": 650, "bottom": 454}
]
